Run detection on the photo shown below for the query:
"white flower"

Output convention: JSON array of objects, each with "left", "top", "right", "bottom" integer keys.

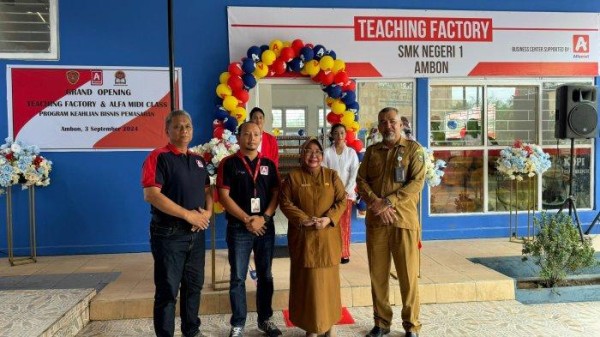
[
  {"left": 0, "top": 138, "right": 52, "bottom": 194},
  {"left": 496, "top": 140, "right": 551, "bottom": 180},
  {"left": 423, "top": 148, "right": 446, "bottom": 187}
]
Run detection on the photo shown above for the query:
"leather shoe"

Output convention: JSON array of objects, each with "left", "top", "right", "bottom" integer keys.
[
  {"left": 405, "top": 332, "right": 419, "bottom": 337},
  {"left": 365, "top": 326, "right": 390, "bottom": 337}
]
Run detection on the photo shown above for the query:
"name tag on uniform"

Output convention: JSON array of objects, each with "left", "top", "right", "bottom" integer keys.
[
  {"left": 251, "top": 197, "right": 261, "bottom": 213},
  {"left": 260, "top": 166, "right": 269, "bottom": 175}
]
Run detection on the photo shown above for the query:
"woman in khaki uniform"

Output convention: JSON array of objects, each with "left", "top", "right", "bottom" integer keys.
[{"left": 280, "top": 138, "right": 347, "bottom": 337}]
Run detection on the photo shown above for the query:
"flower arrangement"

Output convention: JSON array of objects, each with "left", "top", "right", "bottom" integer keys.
[
  {"left": 423, "top": 148, "right": 446, "bottom": 187},
  {"left": 0, "top": 138, "right": 52, "bottom": 194},
  {"left": 496, "top": 140, "right": 551, "bottom": 181},
  {"left": 189, "top": 129, "right": 239, "bottom": 179}
]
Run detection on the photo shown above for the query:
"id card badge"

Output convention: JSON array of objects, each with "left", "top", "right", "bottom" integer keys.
[
  {"left": 250, "top": 197, "right": 261, "bottom": 213},
  {"left": 394, "top": 166, "right": 406, "bottom": 183},
  {"left": 394, "top": 154, "right": 405, "bottom": 183}
]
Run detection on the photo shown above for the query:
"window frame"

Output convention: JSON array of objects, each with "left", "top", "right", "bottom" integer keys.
[
  {"left": 428, "top": 77, "right": 595, "bottom": 215},
  {"left": 0, "top": 0, "right": 59, "bottom": 60}
]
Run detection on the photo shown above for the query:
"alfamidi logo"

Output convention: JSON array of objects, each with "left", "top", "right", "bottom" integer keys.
[{"left": 572, "top": 35, "right": 590, "bottom": 54}]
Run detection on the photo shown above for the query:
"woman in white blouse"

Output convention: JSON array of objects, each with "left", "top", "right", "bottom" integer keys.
[{"left": 322, "top": 123, "right": 360, "bottom": 264}]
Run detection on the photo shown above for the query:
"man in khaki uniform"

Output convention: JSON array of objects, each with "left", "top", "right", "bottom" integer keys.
[{"left": 357, "top": 107, "right": 426, "bottom": 337}]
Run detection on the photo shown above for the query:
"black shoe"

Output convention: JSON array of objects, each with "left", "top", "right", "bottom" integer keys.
[
  {"left": 365, "top": 326, "right": 390, "bottom": 337},
  {"left": 341, "top": 257, "right": 350, "bottom": 264},
  {"left": 405, "top": 332, "right": 418, "bottom": 337},
  {"left": 258, "top": 319, "right": 282, "bottom": 336}
]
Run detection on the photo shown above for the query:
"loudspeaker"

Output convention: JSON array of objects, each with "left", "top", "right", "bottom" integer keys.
[{"left": 555, "top": 85, "right": 598, "bottom": 139}]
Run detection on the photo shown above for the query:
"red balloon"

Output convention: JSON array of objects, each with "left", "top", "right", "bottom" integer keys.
[
  {"left": 319, "top": 71, "right": 334, "bottom": 86},
  {"left": 227, "top": 76, "right": 244, "bottom": 92},
  {"left": 228, "top": 62, "right": 243, "bottom": 76},
  {"left": 345, "top": 130, "right": 356, "bottom": 142},
  {"left": 343, "top": 80, "right": 356, "bottom": 92},
  {"left": 213, "top": 119, "right": 223, "bottom": 127},
  {"left": 351, "top": 139, "right": 364, "bottom": 152},
  {"left": 213, "top": 126, "right": 225, "bottom": 139},
  {"left": 334, "top": 71, "right": 349, "bottom": 86},
  {"left": 291, "top": 39, "right": 304, "bottom": 55},
  {"left": 233, "top": 89, "right": 249, "bottom": 104},
  {"left": 326, "top": 112, "right": 342, "bottom": 124},
  {"left": 312, "top": 71, "right": 323, "bottom": 83},
  {"left": 280, "top": 47, "right": 295, "bottom": 62},
  {"left": 271, "top": 59, "right": 286, "bottom": 75}
]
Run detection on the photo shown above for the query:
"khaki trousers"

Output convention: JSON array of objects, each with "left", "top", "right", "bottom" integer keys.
[{"left": 366, "top": 225, "right": 421, "bottom": 333}]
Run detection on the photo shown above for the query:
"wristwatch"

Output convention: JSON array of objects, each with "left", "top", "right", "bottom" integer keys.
[{"left": 263, "top": 214, "right": 273, "bottom": 223}]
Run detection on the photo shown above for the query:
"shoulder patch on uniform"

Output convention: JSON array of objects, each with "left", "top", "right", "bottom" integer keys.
[{"left": 417, "top": 147, "right": 426, "bottom": 162}]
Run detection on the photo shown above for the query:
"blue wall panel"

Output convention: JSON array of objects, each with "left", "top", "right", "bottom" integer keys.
[{"left": 1, "top": 0, "right": 599, "bottom": 256}]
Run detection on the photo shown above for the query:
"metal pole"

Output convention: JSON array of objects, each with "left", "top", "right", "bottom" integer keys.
[{"left": 167, "top": 0, "right": 176, "bottom": 111}]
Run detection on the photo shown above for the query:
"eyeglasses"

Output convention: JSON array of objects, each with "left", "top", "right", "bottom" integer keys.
[{"left": 303, "top": 149, "right": 323, "bottom": 156}]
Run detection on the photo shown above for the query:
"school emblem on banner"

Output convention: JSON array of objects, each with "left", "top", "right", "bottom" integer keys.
[{"left": 66, "top": 70, "right": 80, "bottom": 84}]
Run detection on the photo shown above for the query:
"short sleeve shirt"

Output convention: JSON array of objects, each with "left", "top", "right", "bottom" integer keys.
[
  {"left": 141, "top": 143, "right": 210, "bottom": 225},
  {"left": 216, "top": 151, "right": 279, "bottom": 223}
]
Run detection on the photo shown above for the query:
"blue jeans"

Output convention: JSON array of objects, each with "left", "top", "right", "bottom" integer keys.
[
  {"left": 226, "top": 222, "right": 275, "bottom": 327},
  {"left": 151, "top": 224, "right": 205, "bottom": 337}
]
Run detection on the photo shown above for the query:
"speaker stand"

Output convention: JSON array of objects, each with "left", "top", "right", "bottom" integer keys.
[{"left": 556, "top": 138, "right": 585, "bottom": 242}]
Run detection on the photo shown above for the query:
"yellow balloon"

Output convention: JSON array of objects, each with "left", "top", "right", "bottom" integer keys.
[
  {"left": 331, "top": 100, "right": 347, "bottom": 114},
  {"left": 219, "top": 71, "right": 230, "bottom": 84},
  {"left": 299, "top": 67, "right": 308, "bottom": 76},
  {"left": 350, "top": 121, "right": 360, "bottom": 133},
  {"left": 233, "top": 106, "right": 247, "bottom": 123},
  {"left": 332, "top": 59, "right": 346, "bottom": 74},
  {"left": 273, "top": 128, "right": 282, "bottom": 136},
  {"left": 216, "top": 83, "right": 232, "bottom": 99},
  {"left": 269, "top": 39, "right": 283, "bottom": 56},
  {"left": 214, "top": 202, "right": 224, "bottom": 214},
  {"left": 326, "top": 97, "right": 335, "bottom": 107},
  {"left": 253, "top": 62, "right": 269, "bottom": 79},
  {"left": 261, "top": 50, "right": 276, "bottom": 66},
  {"left": 223, "top": 95, "right": 238, "bottom": 112},
  {"left": 319, "top": 55, "right": 335, "bottom": 71},
  {"left": 282, "top": 40, "right": 292, "bottom": 48},
  {"left": 341, "top": 111, "right": 355, "bottom": 126},
  {"left": 304, "top": 60, "right": 321, "bottom": 77}
]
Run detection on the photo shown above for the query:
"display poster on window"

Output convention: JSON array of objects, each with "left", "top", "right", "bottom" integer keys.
[
  {"left": 7, "top": 66, "right": 182, "bottom": 151},
  {"left": 228, "top": 7, "right": 599, "bottom": 77}
]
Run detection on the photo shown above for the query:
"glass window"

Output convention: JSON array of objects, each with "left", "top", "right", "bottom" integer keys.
[
  {"left": 430, "top": 85, "right": 483, "bottom": 147},
  {"left": 0, "top": 0, "right": 58, "bottom": 60},
  {"left": 285, "top": 108, "right": 306, "bottom": 128},
  {"left": 430, "top": 79, "right": 594, "bottom": 215},
  {"left": 430, "top": 150, "right": 484, "bottom": 214},
  {"left": 357, "top": 81, "right": 414, "bottom": 146},
  {"left": 488, "top": 86, "right": 538, "bottom": 146},
  {"left": 272, "top": 109, "right": 282, "bottom": 128}
]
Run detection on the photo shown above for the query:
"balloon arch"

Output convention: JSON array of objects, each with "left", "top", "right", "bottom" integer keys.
[{"left": 213, "top": 38, "right": 364, "bottom": 152}]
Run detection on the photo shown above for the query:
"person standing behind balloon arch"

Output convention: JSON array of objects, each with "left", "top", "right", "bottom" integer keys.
[
  {"left": 250, "top": 107, "right": 280, "bottom": 168},
  {"left": 322, "top": 123, "right": 359, "bottom": 264}
]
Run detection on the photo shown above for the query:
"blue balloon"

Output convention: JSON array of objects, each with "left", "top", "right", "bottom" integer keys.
[
  {"left": 260, "top": 45, "right": 269, "bottom": 52},
  {"left": 298, "top": 129, "right": 305, "bottom": 136},
  {"left": 326, "top": 50, "right": 337, "bottom": 60},
  {"left": 327, "top": 84, "right": 342, "bottom": 99},
  {"left": 241, "top": 58, "right": 256, "bottom": 74},
  {"left": 356, "top": 199, "right": 367, "bottom": 211},
  {"left": 357, "top": 151, "right": 365, "bottom": 162},
  {"left": 289, "top": 58, "right": 304, "bottom": 72},
  {"left": 214, "top": 107, "right": 229, "bottom": 120},
  {"left": 313, "top": 44, "right": 326, "bottom": 60},
  {"left": 224, "top": 117, "right": 238, "bottom": 132},
  {"left": 341, "top": 91, "right": 356, "bottom": 104},
  {"left": 346, "top": 101, "right": 360, "bottom": 112},
  {"left": 242, "top": 73, "right": 257, "bottom": 89},
  {"left": 300, "top": 47, "right": 314, "bottom": 61},
  {"left": 358, "top": 128, "right": 368, "bottom": 138},
  {"left": 247, "top": 46, "right": 262, "bottom": 62}
]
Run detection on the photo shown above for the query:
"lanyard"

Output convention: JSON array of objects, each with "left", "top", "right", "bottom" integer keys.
[{"left": 241, "top": 155, "right": 261, "bottom": 197}]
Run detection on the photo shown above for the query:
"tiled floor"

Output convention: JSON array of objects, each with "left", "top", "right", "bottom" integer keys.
[{"left": 76, "top": 300, "right": 600, "bottom": 336}]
